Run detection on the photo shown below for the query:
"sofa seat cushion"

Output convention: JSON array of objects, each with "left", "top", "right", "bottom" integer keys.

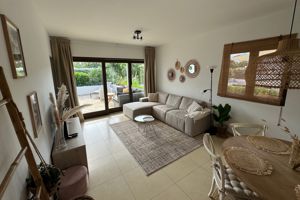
[
  {"left": 152, "top": 105, "right": 176, "bottom": 121},
  {"left": 123, "top": 102, "right": 161, "bottom": 119},
  {"left": 165, "top": 110, "right": 187, "bottom": 132},
  {"left": 166, "top": 94, "right": 182, "bottom": 108}
]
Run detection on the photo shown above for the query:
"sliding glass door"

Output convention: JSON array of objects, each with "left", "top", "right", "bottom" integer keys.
[
  {"left": 73, "top": 61, "right": 105, "bottom": 114},
  {"left": 105, "top": 62, "right": 129, "bottom": 110},
  {"left": 73, "top": 58, "right": 144, "bottom": 118}
]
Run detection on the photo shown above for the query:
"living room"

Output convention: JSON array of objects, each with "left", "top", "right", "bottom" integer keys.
[{"left": 0, "top": 0, "right": 299, "bottom": 200}]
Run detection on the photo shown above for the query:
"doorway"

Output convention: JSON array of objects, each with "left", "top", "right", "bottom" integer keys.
[{"left": 73, "top": 57, "right": 144, "bottom": 119}]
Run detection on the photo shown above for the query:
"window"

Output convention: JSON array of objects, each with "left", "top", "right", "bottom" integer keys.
[{"left": 218, "top": 35, "right": 296, "bottom": 106}]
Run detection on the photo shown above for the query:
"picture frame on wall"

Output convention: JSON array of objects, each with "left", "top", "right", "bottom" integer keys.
[
  {"left": 0, "top": 14, "right": 27, "bottom": 79},
  {"left": 27, "top": 92, "right": 42, "bottom": 138}
]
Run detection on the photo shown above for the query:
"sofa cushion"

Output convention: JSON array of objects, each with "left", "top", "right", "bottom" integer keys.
[
  {"left": 179, "top": 97, "right": 194, "bottom": 110},
  {"left": 123, "top": 102, "right": 161, "bottom": 119},
  {"left": 148, "top": 93, "right": 158, "bottom": 102},
  {"left": 186, "top": 108, "right": 210, "bottom": 120},
  {"left": 153, "top": 105, "right": 176, "bottom": 121},
  {"left": 165, "top": 110, "right": 187, "bottom": 132},
  {"left": 166, "top": 94, "right": 182, "bottom": 108},
  {"left": 158, "top": 92, "right": 169, "bottom": 104},
  {"left": 187, "top": 101, "right": 203, "bottom": 114}
]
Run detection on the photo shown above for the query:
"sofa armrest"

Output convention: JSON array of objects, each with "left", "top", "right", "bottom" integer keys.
[
  {"left": 139, "top": 97, "right": 149, "bottom": 102},
  {"left": 185, "top": 111, "right": 211, "bottom": 136}
]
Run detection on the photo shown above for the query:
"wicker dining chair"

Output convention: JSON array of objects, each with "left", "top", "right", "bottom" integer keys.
[
  {"left": 230, "top": 123, "right": 267, "bottom": 137},
  {"left": 203, "top": 133, "right": 260, "bottom": 200}
]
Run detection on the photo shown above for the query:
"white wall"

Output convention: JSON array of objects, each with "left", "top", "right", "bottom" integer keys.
[
  {"left": 156, "top": 8, "right": 300, "bottom": 140},
  {"left": 71, "top": 39, "right": 144, "bottom": 59},
  {"left": 0, "top": 0, "right": 55, "bottom": 199}
]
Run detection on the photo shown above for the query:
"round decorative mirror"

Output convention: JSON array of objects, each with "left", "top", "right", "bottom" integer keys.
[
  {"left": 180, "top": 66, "right": 185, "bottom": 74},
  {"left": 167, "top": 69, "right": 176, "bottom": 81},
  {"left": 175, "top": 60, "right": 181, "bottom": 70},
  {"left": 179, "top": 75, "right": 186, "bottom": 83},
  {"left": 184, "top": 59, "right": 200, "bottom": 78}
]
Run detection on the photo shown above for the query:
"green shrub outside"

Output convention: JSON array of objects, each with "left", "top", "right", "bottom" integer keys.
[
  {"left": 132, "top": 78, "right": 143, "bottom": 89},
  {"left": 227, "top": 85, "right": 245, "bottom": 94},
  {"left": 74, "top": 68, "right": 102, "bottom": 86},
  {"left": 74, "top": 72, "right": 90, "bottom": 86},
  {"left": 227, "top": 85, "right": 279, "bottom": 97}
]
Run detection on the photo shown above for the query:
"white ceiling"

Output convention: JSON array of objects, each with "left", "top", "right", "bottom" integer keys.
[{"left": 32, "top": 0, "right": 292, "bottom": 46}]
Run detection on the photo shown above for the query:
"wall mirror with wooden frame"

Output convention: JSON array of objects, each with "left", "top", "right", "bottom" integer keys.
[
  {"left": 218, "top": 34, "right": 297, "bottom": 106},
  {"left": 184, "top": 59, "right": 200, "bottom": 78}
]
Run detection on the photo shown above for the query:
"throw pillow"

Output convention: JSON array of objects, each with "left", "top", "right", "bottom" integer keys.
[
  {"left": 185, "top": 109, "right": 210, "bottom": 121},
  {"left": 187, "top": 101, "right": 203, "bottom": 114},
  {"left": 148, "top": 93, "right": 158, "bottom": 102},
  {"left": 123, "top": 88, "right": 129, "bottom": 93}
]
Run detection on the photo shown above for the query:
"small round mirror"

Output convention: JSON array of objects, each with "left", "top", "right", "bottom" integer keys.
[
  {"left": 184, "top": 60, "right": 200, "bottom": 78},
  {"left": 167, "top": 69, "right": 176, "bottom": 81}
]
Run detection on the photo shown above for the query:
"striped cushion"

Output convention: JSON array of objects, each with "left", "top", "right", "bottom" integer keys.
[{"left": 224, "top": 167, "right": 259, "bottom": 199}]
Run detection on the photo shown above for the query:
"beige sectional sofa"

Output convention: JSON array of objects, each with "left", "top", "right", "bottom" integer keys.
[{"left": 123, "top": 92, "right": 210, "bottom": 137}]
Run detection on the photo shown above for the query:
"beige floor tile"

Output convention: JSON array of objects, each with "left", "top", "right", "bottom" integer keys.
[
  {"left": 201, "top": 161, "right": 212, "bottom": 172},
  {"left": 87, "top": 175, "right": 135, "bottom": 200},
  {"left": 151, "top": 184, "right": 191, "bottom": 200},
  {"left": 177, "top": 167, "right": 212, "bottom": 200},
  {"left": 162, "top": 156, "right": 199, "bottom": 182},
  {"left": 112, "top": 150, "right": 139, "bottom": 174},
  {"left": 105, "top": 137, "right": 128, "bottom": 153},
  {"left": 124, "top": 168, "right": 173, "bottom": 200},
  {"left": 185, "top": 147, "right": 211, "bottom": 166},
  {"left": 86, "top": 140, "right": 112, "bottom": 161},
  {"left": 98, "top": 125, "right": 120, "bottom": 141},
  {"left": 89, "top": 155, "right": 122, "bottom": 188},
  {"left": 83, "top": 125, "right": 103, "bottom": 145}
]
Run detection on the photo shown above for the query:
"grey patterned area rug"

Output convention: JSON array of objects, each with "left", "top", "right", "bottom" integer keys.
[{"left": 110, "top": 120, "right": 203, "bottom": 175}]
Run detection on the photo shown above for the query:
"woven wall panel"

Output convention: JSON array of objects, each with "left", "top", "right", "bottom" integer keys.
[{"left": 255, "top": 53, "right": 300, "bottom": 89}]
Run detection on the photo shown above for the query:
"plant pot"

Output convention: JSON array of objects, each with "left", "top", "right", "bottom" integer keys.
[
  {"left": 216, "top": 126, "right": 228, "bottom": 138},
  {"left": 289, "top": 139, "right": 300, "bottom": 170}
]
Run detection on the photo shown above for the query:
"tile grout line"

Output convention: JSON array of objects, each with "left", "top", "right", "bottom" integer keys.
[{"left": 110, "top": 138, "right": 138, "bottom": 200}]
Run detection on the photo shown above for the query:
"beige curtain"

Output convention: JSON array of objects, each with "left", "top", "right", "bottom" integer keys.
[
  {"left": 144, "top": 46, "right": 156, "bottom": 96},
  {"left": 50, "top": 36, "right": 83, "bottom": 121}
]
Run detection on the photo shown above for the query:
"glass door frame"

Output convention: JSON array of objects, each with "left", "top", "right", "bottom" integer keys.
[{"left": 73, "top": 57, "right": 144, "bottom": 119}]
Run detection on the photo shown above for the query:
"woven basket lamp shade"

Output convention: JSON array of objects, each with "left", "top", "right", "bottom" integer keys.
[{"left": 255, "top": 38, "right": 300, "bottom": 89}]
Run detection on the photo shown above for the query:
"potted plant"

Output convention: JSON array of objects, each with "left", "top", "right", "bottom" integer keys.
[
  {"left": 26, "top": 163, "right": 62, "bottom": 199},
  {"left": 213, "top": 103, "right": 231, "bottom": 137}
]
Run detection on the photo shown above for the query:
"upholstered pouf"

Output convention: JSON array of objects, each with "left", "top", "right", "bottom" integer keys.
[{"left": 58, "top": 165, "right": 88, "bottom": 200}]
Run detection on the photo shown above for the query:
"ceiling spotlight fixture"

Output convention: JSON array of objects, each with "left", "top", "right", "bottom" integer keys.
[{"left": 133, "top": 30, "right": 143, "bottom": 40}]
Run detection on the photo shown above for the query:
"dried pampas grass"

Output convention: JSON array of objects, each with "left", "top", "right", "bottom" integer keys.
[
  {"left": 56, "top": 84, "right": 69, "bottom": 115},
  {"left": 62, "top": 105, "right": 91, "bottom": 121},
  {"left": 49, "top": 84, "right": 90, "bottom": 124}
]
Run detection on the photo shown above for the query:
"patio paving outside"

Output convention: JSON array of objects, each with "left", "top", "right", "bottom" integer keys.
[{"left": 78, "top": 94, "right": 117, "bottom": 114}]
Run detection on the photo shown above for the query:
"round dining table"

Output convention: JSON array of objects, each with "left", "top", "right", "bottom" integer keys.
[{"left": 222, "top": 136, "right": 300, "bottom": 200}]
